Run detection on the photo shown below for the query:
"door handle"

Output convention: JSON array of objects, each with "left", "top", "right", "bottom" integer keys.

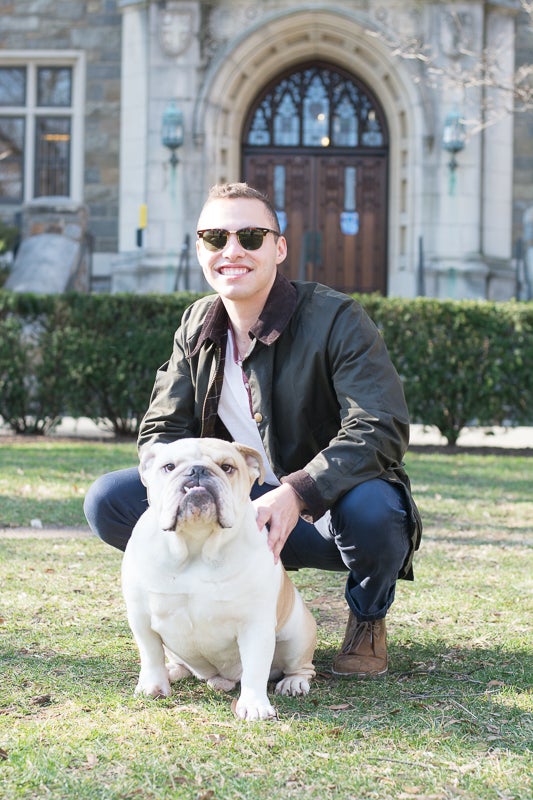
[
  {"left": 299, "top": 231, "right": 322, "bottom": 280},
  {"left": 313, "top": 231, "right": 322, "bottom": 268}
]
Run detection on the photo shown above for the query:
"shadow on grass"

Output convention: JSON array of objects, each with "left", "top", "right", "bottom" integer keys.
[
  {"left": 310, "top": 640, "right": 532, "bottom": 754},
  {"left": 2, "top": 637, "right": 530, "bottom": 757}
]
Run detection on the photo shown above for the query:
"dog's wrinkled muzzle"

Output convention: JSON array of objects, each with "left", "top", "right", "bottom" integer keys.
[{"left": 158, "top": 464, "right": 235, "bottom": 531}]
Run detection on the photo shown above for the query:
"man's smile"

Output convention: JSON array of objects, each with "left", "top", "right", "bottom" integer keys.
[{"left": 216, "top": 266, "right": 251, "bottom": 276}]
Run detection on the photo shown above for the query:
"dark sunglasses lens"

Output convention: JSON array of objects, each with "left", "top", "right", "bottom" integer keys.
[
  {"left": 199, "top": 228, "right": 271, "bottom": 251},
  {"left": 237, "top": 229, "right": 265, "bottom": 250},
  {"left": 202, "top": 230, "right": 228, "bottom": 251}
]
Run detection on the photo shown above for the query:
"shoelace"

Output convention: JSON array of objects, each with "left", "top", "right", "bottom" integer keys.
[{"left": 341, "top": 620, "right": 376, "bottom": 654}]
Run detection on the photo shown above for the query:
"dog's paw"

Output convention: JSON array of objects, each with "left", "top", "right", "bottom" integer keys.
[
  {"left": 135, "top": 672, "right": 172, "bottom": 698},
  {"left": 167, "top": 663, "right": 192, "bottom": 683},
  {"left": 231, "top": 694, "right": 278, "bottom": 721},
  {"left": 208, "top": 675, "right": 238, "bottom": 692},
  {"left": 135, "top": 682, "right": 172, "bottom": 699},
  {"left": 274, "top": 675, "right": 311, "bottom": 697}
]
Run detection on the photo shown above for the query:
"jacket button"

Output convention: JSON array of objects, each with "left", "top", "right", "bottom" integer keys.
[{"left": 253, "top": 412, "right": 263, "bottom": 424}]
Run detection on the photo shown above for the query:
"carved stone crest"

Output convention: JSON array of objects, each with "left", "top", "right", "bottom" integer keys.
[
  {"left": 158, "top": 2, "right": 195, "bottom": 58},
  {"left": 440, "top": 10, "right": 474, "bottom": 59}
]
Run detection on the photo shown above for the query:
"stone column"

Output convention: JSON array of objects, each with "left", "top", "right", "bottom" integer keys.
[
  {"left": 115, "top": 0, "right": 202, "bottom": 292},
  {"left": 118, "top": 0, "right": 149, "bottom": 255}
]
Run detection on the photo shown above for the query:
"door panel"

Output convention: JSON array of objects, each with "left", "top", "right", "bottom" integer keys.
[
  {"left": 244, "top": 154, "right": 313, "bottom": 284},
  {"left": 243, "top": 152, "right": 387, "bottom": 294}
]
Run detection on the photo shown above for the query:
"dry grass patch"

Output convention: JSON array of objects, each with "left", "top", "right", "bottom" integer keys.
[{"left": 0, "top": 441, "right": 531, "bottom": 799}]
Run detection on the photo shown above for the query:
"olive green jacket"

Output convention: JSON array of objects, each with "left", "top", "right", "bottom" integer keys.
[{"left": 138, "top": 272, "right": 422, "bottom": 577}]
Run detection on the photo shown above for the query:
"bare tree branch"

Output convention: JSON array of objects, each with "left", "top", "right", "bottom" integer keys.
[{"left": 367, "top": 1, "right": 533, "bottom": 131}]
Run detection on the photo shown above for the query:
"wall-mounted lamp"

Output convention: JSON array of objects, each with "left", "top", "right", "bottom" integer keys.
[
  {"left": 161, "top": 100, "right": 184, "bottom": 167},
  {"left": 442, "top": 109, "right": 466, "bottom": 195}
]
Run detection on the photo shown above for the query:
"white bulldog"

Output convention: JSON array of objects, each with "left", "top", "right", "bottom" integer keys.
[{"left": 122, "top": 438, "right": 317, "bottom": 721}]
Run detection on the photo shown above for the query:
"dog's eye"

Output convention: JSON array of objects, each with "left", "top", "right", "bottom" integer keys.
[
  {"left": 220, "top": 463, "right": 236, "bottom": 475},
  {"left": 162, "top": 463, "right": 175, "bottom": 473}
]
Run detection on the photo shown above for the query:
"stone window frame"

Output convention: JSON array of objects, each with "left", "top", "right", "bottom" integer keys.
[{"left": 0, "top": 50, "right": 85, "bottom": 206}]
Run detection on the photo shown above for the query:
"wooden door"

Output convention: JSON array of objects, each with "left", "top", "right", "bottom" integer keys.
[
  {"left": 243, "top": 152, "right": 387, "bottom": 294},
  {"left": 241, "top": 62, "right": 389, "bottom": 294}
]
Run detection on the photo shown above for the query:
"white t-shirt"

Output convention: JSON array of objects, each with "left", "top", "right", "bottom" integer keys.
[
  {"left": 218, "top": 328, "right": 280, "bottom": 486},
  {"left": 217, "top": 328, "right": 331, "bottom": 538}
]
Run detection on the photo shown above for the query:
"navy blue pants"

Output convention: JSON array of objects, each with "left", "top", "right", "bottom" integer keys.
[{"left": 84, "top": 468, "right": 412, "bottom": 621}]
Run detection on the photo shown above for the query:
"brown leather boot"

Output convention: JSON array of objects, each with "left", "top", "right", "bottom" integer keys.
[{"left": 332, "top": 613, "right": 388, "bottom": 677}]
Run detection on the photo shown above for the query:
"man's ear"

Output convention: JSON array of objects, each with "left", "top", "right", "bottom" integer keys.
[
  {"left": 232, "top": 442, "right": 265, "bottom": 487},
  {"left": 275, "top": 234, "right": 287, "bottom": 265}
]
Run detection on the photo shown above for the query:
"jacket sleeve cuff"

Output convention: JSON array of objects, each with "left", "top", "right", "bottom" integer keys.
[{"left": 281, "top": 470, "right": 327, "bottom": 522}]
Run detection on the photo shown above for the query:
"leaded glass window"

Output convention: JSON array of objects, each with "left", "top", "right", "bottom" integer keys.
[
  {"left": 303, "top": 74, "right": 329, "bottom": 147},
  {"left": 0, "top": 61, "right": 76, "bottom": 203},
  {"left": 245, "top": 64, "right": 386, "bottom": 150},
  {"left": 273, "top": 92, "right": 299, "bottom": 146},
  {"left": 35, "top": 117, "right": 71, "bottom": 197},
  {"left": 0, "top": 117, "right": 24, "bottom": 201},
  {"left": 0, "top": 67, "right": 26, "bottom": 106},
  {"left": 37, "top": 67, "right": 72, "bottom": 107}
]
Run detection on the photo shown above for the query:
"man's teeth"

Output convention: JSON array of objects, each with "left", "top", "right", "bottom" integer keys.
[{"left": 220, "top": 267, "right": 248, "bottom": 276}]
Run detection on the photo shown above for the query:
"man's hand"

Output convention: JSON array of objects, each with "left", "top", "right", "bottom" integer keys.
[{"left": 253, "top": 484, "right": 304, "bottom": 563}]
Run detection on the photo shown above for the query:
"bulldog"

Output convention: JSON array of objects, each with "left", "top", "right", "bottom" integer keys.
[{"left": 121, "top": 437, "right": 317, "bottom": 721}]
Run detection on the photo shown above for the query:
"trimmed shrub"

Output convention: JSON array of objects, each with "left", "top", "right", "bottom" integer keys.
[
  {"left": 0, "top": 293, "right": 69, "bottom": 434},
  {"left": 361, "top": 297, "right": 533, "bottom": 445},
  {"left": 0, "top": 290, "right": 532, "bottom": 444},
  {"left": 52, "top": 292, "right": 203, "bottom": 436}
]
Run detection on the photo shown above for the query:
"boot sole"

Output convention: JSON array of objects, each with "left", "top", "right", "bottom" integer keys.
[{"left": 331, "top": 666, "right": 388, "bottom": 679}]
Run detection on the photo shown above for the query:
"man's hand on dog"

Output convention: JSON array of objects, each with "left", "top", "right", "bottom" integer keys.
[{"left": 253, "top": 484, "right": 304, "bottom": 563}]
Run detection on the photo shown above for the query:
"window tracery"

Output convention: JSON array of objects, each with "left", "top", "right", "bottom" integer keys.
[{"left": 246, "top": 64, "right": 386, "bottom": 150}]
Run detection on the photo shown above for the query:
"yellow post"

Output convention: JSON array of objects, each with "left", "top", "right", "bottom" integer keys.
[{"left": 138, "top": 204, "right": 147, "bottom": 230}]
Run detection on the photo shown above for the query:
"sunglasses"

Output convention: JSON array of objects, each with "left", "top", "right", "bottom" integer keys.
[{"left": 196, "top": 227, "right": 280, "bottom": 252}]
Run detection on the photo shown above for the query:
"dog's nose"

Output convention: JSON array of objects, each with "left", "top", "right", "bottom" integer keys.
[{"left": 184, "top": 464, "right": 210, "bottom": 487}]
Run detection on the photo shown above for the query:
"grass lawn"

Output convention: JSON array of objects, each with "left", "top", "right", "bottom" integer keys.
[{"left": 0, "top": 439, "right": 531, "bottom": 799}]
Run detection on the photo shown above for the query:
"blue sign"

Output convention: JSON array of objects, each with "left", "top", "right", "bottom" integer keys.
[
  {"left": 276, "top": 210, "right": 287, "bottom": 233},
  {"left": 340, "top": 211, "right": 359, "bottom": 235}
]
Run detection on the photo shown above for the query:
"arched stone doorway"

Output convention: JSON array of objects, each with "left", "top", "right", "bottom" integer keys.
[
  {"left": 193, "top": 8, "right": 428, "bottom": 297},
  {"left": 242, "top": 62, "right": 389, "bottom": 294}
]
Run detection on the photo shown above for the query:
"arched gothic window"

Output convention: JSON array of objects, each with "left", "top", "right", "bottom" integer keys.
[{"left": 245, "top": 63, "right": 387, "bottom": 150}]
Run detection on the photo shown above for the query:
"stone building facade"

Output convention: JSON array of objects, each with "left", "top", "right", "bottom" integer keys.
[
  {"left": 1, "top": 0, "right": 532, "bottom": 298},
  {"left": 0, "top": 0, "right": 121, "bottom": 268}
]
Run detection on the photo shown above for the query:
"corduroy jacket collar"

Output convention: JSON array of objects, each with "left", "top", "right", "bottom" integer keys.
[{"left": 189, "top": 271, "right": 298, "bottom": 357}]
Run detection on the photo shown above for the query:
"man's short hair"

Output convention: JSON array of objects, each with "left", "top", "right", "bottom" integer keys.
[{"left": 203, "top": 182, "right": 280, "bottom": 232}]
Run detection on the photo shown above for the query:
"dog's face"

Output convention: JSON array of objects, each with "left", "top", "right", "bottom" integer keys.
[{"left": 139, "top": 438, "right": 264, "bottom": 532}]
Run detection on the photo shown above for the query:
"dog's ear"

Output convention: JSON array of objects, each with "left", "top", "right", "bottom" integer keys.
[
  {"left": 232, "top": 443, "right": 265, "bottom": 487},
  {"left": 138, "top": 443, "right": 167, "bottom": 488}
]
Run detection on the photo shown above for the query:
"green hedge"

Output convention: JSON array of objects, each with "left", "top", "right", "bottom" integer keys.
[
  {"left": 360, "top": 296, "right": 533, "bottom": 445},
  {"left": 0, "top": 292, "right": 202, "bottom": 436},
  {"left": 1, "top": 291, "right": 532, "bottom": 444}
]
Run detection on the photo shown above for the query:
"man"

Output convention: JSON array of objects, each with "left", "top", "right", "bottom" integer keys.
[{"left": 84, "top": 182, "right": 422, "bottom": 678}]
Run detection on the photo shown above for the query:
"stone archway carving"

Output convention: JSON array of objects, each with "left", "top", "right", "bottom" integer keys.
[{"left": 193, "top": 8, "right": 429, "bottom": 293}]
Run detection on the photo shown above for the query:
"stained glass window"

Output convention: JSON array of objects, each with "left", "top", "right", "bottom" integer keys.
[
  {"left": 246, "top": 64, "right": 386, "bottom": 150},
  {"left": 274, "top": 92, "right": 299, "bottom": 146}
]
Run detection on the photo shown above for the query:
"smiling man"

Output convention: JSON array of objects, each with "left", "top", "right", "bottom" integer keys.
[{"left": 85, "top": 182, "right": 422, "bottom": 679}]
